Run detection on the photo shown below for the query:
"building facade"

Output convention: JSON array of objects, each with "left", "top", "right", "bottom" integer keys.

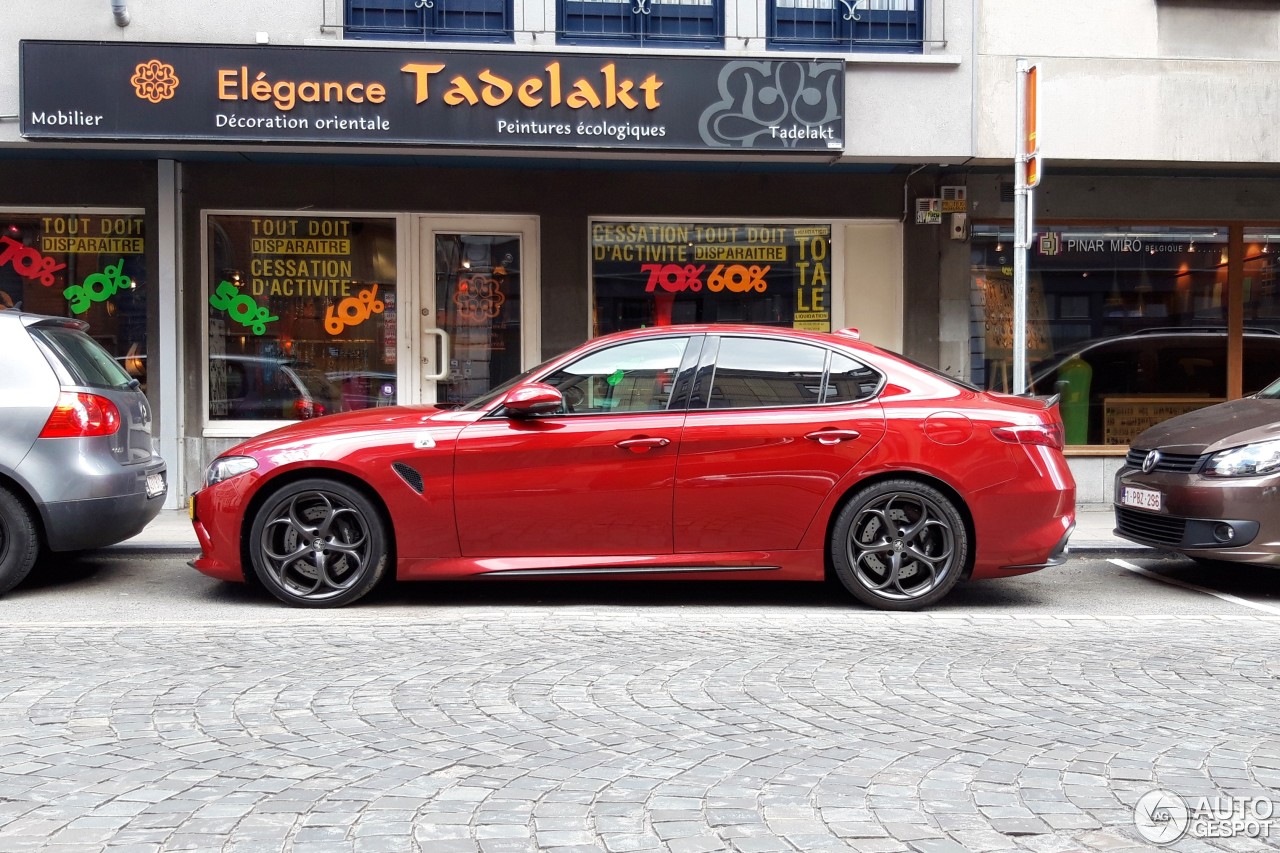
[{"left": 3, "top": 1, "right": 1279, "bottom": 507}]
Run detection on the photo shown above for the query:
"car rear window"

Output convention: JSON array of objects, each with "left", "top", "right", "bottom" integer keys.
[{"left": 31, "top": 325, "right": 136, "bottom": 391}]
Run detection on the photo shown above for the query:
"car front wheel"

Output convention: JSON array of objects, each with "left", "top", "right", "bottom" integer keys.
[
  {"left": 0, "top": 486, "right": 39, "bottom": 596},
  {"left": 248, "top": 479, "right": 389, "bottom": 608},
  {"left": 831, "top": 479, "right": 968, "bottom": 611}
]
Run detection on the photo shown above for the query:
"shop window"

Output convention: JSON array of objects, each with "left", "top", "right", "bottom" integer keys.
[
  {"left": 969, "top": 225, "right": 1243, "bottom": 447},
  {"left": 345, "top": 0, "right": 513, "bottom": 42},
  {"left": 591, "top": 221, "right": 833, "bottom": 336},
  {"left": 704, "top": 337, "right": 827, "bottom": 409},
  {"left": 768, "top": 0, "right": 923, "bottom": 53},
  {"left": 559, "top": 0, "right": 722, "bottom": 47},
  {"left": 540, "top": 337, "right": 693, "bottom": 414},
  {"left": 206, "top": 214, "right": 398, "bottom": 426},
  {"left": 0, "top": 212, "right": 149, "bottom": 390}
]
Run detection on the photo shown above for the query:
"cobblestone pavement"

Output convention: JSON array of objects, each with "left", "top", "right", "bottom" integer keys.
[{"left": 1, "top": 612, "right": 1278, "bottom": 853}]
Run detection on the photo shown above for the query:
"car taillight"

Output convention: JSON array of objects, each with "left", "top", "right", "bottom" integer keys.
[
  {"left": 39, "top": 392, "right": 121, "bottom": 438},
  {"left": 992, "top": 422, "right": 1064, "bottom": 450},
  {"left": 294, "top": 399, "right": 325, "bottom": 420}
]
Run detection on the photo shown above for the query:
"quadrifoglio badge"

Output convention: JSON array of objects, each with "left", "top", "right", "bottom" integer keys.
[{"left": 1134, "top": 790, "right": 1275, "bottom": 845}]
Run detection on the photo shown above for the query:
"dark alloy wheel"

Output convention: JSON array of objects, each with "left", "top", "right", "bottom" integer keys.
[
  {"left": 248, "top": 479, "right": 389, "bottom": 608},
  {"left": 831, "top": 479, "right": 968, "bottom": 611},
  {"left": 0, "top": 486, "right": 40, "bottom": 597}
]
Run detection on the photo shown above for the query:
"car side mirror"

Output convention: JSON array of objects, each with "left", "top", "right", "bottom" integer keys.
[{"left": 502, "top": 382, "right": 564, "bottom": 418}]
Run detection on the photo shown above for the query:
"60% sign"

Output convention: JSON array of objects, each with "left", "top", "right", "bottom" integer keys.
[
  {"left": 326, "top": 284, "right": 385, "bottom": 335},
  {"left": 641, "top": 263, "right": 772, "bottom": 294}
]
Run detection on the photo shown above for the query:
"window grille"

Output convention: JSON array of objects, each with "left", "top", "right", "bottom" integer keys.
[
  {"left": 769, "top": 0, "right": 923, "bottom": 53},
  {"left": 560, "top": 0, "right": 722, "bottom": 48},
  {"left": 345, "top": 0, "right": 512, "bottom": 42}
]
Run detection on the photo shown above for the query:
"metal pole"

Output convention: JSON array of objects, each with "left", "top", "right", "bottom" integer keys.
[{"left": 1012, "top": 59, "right": 1030, "bottom": 394}]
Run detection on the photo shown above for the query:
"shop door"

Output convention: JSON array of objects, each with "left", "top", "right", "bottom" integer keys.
[{"left": 417, "top": 217, "right": 538, "bottom": 405}]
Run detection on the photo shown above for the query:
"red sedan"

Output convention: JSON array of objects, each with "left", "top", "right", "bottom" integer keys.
[{"left": 190, "top": 325, "right": 1076, "bottom": 610}]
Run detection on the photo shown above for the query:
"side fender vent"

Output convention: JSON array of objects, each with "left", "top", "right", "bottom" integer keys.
[{"left": 392, "top": 461, "right": 424, "bottom": 494}]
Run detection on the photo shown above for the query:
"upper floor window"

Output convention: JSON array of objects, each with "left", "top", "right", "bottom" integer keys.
[
  {"left": 768, "top": 0, "right": 923, "bottom": 53},
  {"left": 560, "top": 0, "right": 722, "bottom": 48},
  {"left": 345, "top": 0, "right": 513, "bottom": 42}
]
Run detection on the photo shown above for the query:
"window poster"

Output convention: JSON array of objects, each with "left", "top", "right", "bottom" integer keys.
[
  {"left": 0, "top": 212, "right": 148, "bottom": 388},
  {"left": 590, "top": 221, "right": 832, "bottom": 335},
  {"left": 206, "top": 214, "right": 397, "bottom": 421}
]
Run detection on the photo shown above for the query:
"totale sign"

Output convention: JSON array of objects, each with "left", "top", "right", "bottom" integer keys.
[{"left": 20, "top": 41, "right": 844, "bottom": 154}]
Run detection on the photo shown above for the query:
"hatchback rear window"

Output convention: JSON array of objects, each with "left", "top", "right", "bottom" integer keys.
[{"left": 31, "top": 326, "right": 136, "bottom": 391}]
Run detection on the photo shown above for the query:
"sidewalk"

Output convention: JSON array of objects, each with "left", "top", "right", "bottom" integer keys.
[{"left": 110, "top": 504, "right": 1147, "bottom": 553}]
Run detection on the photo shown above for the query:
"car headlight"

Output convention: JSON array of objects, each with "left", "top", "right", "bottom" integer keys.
[
  {"left": 1204, "top": 439, "right": 1280, "bottom": 477},
  {"left": 204, "top": 455, "right": 259, "bottom": 488}
]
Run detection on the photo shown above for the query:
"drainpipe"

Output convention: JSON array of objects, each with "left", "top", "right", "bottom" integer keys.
[{"left": 111, "top": 0, "right": 130, "bottom": 27}]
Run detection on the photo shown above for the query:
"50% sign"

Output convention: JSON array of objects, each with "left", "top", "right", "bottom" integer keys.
[
  {"left": 209, "top": 280, "right": 279, "bottom": 336},
  {"left": 326, "top": 284, "right": 385, "bottom": 335},
  {"left": 641, "top": 263, "right": 772, "bottom": 294},
  {"left": 0, "top": 236, "right": 67, "bottom": 286}
]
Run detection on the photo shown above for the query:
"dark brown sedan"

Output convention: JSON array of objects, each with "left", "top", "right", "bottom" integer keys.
[{"left": 1115, "top": 380, "right": 1280, "bottom": 564}]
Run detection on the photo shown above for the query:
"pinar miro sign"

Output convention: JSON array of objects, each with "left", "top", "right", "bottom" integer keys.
[{"left": 19, "top": 41, "right": 844, "bottom": 154}]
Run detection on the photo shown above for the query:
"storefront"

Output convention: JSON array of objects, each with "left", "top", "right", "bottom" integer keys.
[{"left": 13, "top": 40, "right": 913, "bottom": 501}]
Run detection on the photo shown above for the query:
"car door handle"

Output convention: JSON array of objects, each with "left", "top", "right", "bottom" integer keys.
[
  {"left": 805, "top": 429, "right": 861, "bottom": 446},
  {"left": 616, "top": 436, "right": 671, "bottom": 453}
]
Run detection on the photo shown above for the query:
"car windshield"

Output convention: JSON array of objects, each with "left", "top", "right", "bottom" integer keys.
[
  {"left": 1255, "top": 377, "right": 1280, "bottom": 399},
  {"left": 31, "top": 325, "right": 136, "bottom": 391},
  {"left": 458, "top": 357, "right": 557, "bottom": 412}
]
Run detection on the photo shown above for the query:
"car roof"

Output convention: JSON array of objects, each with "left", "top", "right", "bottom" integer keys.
[{"left": 592, "top": 323, "right": 870, "bottom": 351}]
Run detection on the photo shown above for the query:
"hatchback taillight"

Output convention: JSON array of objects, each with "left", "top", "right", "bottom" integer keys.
[
  {"left": 992, "top": 422, "right": 1064, "bottom": 451},
  {"left": 39, "top": 392, "right": 122, "bottom": 438},
  {"left": 294, "top": 399, "right": 325, "bottom": 420}
]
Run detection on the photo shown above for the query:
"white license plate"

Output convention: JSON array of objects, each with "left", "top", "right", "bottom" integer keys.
[
  {"left": 1121, "top": 485, "right": 1161, "bottom": 511},
  {"left": 145, "top": 472, "right": 165, "bottom": 498}
]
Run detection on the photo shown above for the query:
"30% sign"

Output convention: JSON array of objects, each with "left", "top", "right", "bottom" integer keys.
[
  {"left": 64, "top": 260, "right": 132, "bottom": 315},
  {"left": 326, "top": 284, "right": 385, "bottom": 335},
  {"left": 642, "top": 263, "right": 771, "bottom": 293}
]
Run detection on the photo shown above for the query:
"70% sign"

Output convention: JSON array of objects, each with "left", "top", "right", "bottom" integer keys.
[{"left": 642, "top": 263, "right": 772, "bottom": 294}]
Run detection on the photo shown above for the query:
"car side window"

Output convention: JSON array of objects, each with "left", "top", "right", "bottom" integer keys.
[
  {"left": 542, "top": 337, "right": 690, "bottom": 414},
  {"left": 824, "top": 352, "right": 882, "bottom": 403},
  {"left": 705, "top": 338, "right": 827, "bottom": 409}
]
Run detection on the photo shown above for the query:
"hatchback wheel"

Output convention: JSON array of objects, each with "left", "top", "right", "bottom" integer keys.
[
  {"left": 0, "top": 486, "right": 40, "bottom": 596},
  {"left": 831, "top": 480, "right": 968, "bottom": 611},
  {"left": 248, "top": 479, "right": 388, "bottom": 607}
]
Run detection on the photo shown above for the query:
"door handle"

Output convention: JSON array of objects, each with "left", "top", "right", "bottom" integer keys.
[
  {"left": 422, "top": 328, "right": 451, "bottom": 382},
  {"left": 616, "top": 436, "right": 671, "bottom": 453},
  {"left": 805, "top": 429, "right": 861, "bottom": 446}
]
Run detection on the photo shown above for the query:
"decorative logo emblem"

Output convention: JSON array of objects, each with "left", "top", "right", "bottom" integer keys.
[
  {"left": 1142, "top": 450, "right": 1161, "bottom": 474},
  {"left": 454, "top": 276, "right": 505, "bottom": 322},
  {"left": 131, "top": 60, "right": 180, "bottom": 104},
  {"left": 1038, "top": 231, "right": 1063, "bottom": 256},
  {"left": 1133, "top": 790, "right": 1189, "bottom": 845}
]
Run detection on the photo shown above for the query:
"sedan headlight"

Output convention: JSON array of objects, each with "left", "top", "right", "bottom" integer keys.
[
  {"left": 1203, "top": 439, "right": 1280, "bottom": 477},
  {"left": 204, "top": 455, "right": 259, "bottom": 488}
]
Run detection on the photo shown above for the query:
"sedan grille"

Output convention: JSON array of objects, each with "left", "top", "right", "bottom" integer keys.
[
  {"left": 1124, "top": 448, "right": 1203, "bottom": 473},
  {"left": 1115, "top": 507, "right": 1186, "bottom": 545}
]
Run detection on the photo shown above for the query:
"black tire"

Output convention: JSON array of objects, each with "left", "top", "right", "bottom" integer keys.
[
  {"left": 0, "top": 486, "right": 40, "bottom": 596},
  {"left": 831, "top": 479, "right": 969, "bottom": 611},
  {"left": 247, "top": 478, "right": 389, "bottom": 608}
]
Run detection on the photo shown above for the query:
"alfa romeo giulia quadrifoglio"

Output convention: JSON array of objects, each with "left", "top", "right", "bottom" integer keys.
[{"left": 189, "top": 324, "right": 1076, "bottom": 610}]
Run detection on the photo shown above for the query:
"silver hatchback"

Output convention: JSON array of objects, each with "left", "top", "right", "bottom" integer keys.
[{"left": 0, "top": 311, "right": 166, "bottom": 594}]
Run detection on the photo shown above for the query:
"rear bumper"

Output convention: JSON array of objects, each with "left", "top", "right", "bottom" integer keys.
[{"left": 41, "top": 464, "right": 166, "bottom": 551}]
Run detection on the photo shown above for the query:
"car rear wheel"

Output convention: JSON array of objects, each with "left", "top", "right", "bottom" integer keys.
[
  {"left": 0, "top": 486, "right": 40, "bottom": 596},
  {"left": 831, "top": 479, "right": 968, "bottom": 611},
  {"left": 248, "top": 479, "right": 388, "bottom": 608}
]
